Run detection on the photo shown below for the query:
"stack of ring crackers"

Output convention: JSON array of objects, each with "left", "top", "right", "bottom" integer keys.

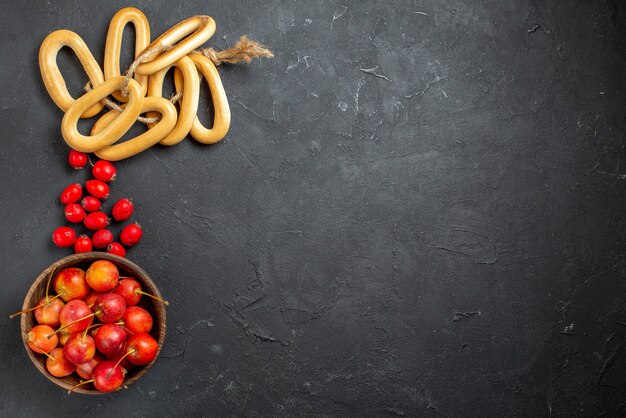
[{"left": 39, "top": 7, "right": 272, "bottom": 161}]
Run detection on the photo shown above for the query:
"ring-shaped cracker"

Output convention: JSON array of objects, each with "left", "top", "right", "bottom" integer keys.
[
  {"left": 39, "top": 29, "right": 105, "bottom": 118},
  {"left": 91, "top": 97, "right": 177, "bottom": 161},
  {"left": 135, "top": 15, "right": 216, "bottom": 76},
  {"left": 61, "top": 77, "right": 143, "bottom": 153},
  {"left": 187, "top": 53, "right": 231, "bottom": 144},
  {"left": 104, "top": 7, "right": 151, "bottom": 102},
  {"left": 147, "top": 56, "right": 200, "bottom": 146}
]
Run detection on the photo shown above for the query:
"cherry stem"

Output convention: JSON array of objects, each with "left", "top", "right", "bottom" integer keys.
[
  {"left": 135, "top": 290, "right": 169, "bottom": 306},
  {"left": 45, "top": 269, "right": 55, "bottom": 301},
  {"left": 67, "top": 379, "right": 94, "bottom": 395},
  {"left": 26, "top": 335, "right": 55, "bottom": 360},
  {"left": 108, "top": 349, "right": 135, "bottom": 378},
  {"left": 48, "top": 312, "right": 97, "bottom": 339},
  {"left": 82, "top": 315, "right": 95, "bottom": 338},
  {"left": 9, "top": 294, "right": 62, "bottom": 319}
]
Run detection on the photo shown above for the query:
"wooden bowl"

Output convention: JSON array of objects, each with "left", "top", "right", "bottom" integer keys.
[{"left": 20, "top": 252, "right": 166, "bottom": 394}]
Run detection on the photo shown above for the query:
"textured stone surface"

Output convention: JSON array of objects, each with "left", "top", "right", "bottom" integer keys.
[{"left": 1, "top": 0, "right": 625, "bottom": 416}]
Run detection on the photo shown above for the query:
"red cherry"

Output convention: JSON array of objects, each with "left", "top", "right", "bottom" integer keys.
[
  {"left": 91, "top": 361, "right": 124, "bottom": 392},
  {"left": 63, "top": 333, "right": 96, "bottom": 365},
  {"left": 122, "top": 306, "right": 153, "bottom": 334},
  {"left": 64, "top": 203, "right": 86, "bottom": 223},
  {"left": 86, "top": 180, "right": 109, "bottom": 199},
  {"left": 68, "top": 360, "right": 125, "bottom": 394},
  {"left": 94, "top": 293, "right": 126, "bottom": 323},
  {"left": 81, "top": 196, "right": 101, "bottom": 212},
  {"left": 74, "top": 235, "right": 93, "bottom": 253},
  {"left": 114, "top": 279, "right": 141, "bottom": 306},
  {"left": 92, "top": 160, "right": 117, "bottom": 182},
  {"left": 60, "top": 183, "right": 82, "bottom": 205},
  {"left": 125, "top": 332, "right": 158, "bottom": 365},
  {"left": 120, "top": 223, "right": 142, "bottom": 247},
  {"left": 68, "top": 150, "right": 87, "bottom": 170},
  {"left": 84, "top": 211, "right": 109, "bottom": 230},
  {"left": 52, "top": 227, "right": 76, "bottom": 248},
  {"left": 115, "top": 279, "right": 168, "bottom": 307},
  {"left": 94, "top": 323, "right": 127, "bottom": 357},
  {"left": 92, "top": 229, "right": 114, "bottom": 249},
  {"left": 111, "top": 198, "right": 134, "bottom": 222},
  {"left": 107, "top": 242, "right": 126, "bottom": 257}
]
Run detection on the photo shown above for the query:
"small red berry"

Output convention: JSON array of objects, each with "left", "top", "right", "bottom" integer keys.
[
  {"left": 92, "top": 160, "right": 117, "bottom": 182},
  {"left": 68, "top": 150, "right": 88, "bottom": 170},
  {"left": 107, "top": 242, "right": 126, "bottom": 257},
  {"left": 74, "top": 235, "right": 93, "bottom": 253},
  {"left": 52, "top": 227, "right": 76, "bottom": 248},
  {"left": 84, "top": 211, "right": 109, "bottom": 230},
  {"left": 92, "top": 229, "right": 114, "bottom": 249},
  {"left": 81, "top": 196, "right": 101, "bottom": 212},
  {"left": 60, "top": 183, "right": 82, "bottom": 205},
  {"left": 120, "top": 223, "right": 142, "bottom": 247},
  {"left": 111, "top": 198, "right": 134, "bottom": 222},
  {"left": 64, "top": 203, "right": 85, "bottom": 223},
  {"left": 86, "top": 180, "right": 109, "bottom": 199}
]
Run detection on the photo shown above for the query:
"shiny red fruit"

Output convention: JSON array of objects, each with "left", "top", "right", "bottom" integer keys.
[
  {"left": 86, "top": 180, "right": 109, "bottom": 199},
  {"left": 63, "top": 333, "right": 96, "bottom": 366},
  {"left": 93, "top": 293, "right": 126, "bottom": 323},
  {"left": 92, "top": 229, "right": 114, "bottom": 249},
  {"left": 91, "top": 361, "right": 125, "bottom": 392},
  {"left": 92, "top": 160, "right": 116, "bottom": 182},
  {"left": 84, "top": 211, "right": 109, "bottom": 230},
  {"left": 114, "top": 279, "right": 141, "bottom": 306},
  {"left": 68, "top": 150, "right": 88, "bottom": 169},
  {"left": 94, "top": 323, "right": 127, "bottom": 357},
  {"left": 126, "top": 332, "right": 158, "bottom": 365},
  {"left": 81, "top": 196, "right": 101, "bottom": 212},
  {"left": 52, "top": 226, "right": 76, "bottom": 248},
  {"left": 111, "top": 198, "right": 134, "bottom": 222},
  {"left": 122, "top": 306, "right": 153, "bottom": 334},
  {"left": 58, "top": 300, "right": 92, "bottom": 333},
  {"left": 107, "top": 242, "right": 126, "bottom": 257},
  {"left": 60, "top": 183, "right": 82, "bottom": 205},
  {"left": 64, "top": 203, "right": 85, "bottom": 223},
  {"left": 46, "top": 347, "right": 76, "bottom": 377},
  {"left": 74, "top": 235, "right": 93, "bottom": 253},
  {"left": 120, "top": 223, "right": 142, "bottom": 247}
]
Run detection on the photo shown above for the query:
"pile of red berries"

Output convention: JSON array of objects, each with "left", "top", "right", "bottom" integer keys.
[
  {"left": 16, "top": 259, "right": 167, "bottom": 393},
  {"left": 52, "top": 151, "right": 142, "bottom": 257}
]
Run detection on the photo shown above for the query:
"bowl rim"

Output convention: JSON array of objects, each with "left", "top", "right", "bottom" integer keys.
[{"left": 20, "top": 252, "right": 167, "bottom": 395}]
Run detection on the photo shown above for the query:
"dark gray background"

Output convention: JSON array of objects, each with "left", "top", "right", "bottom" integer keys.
[{"left": 1, "top": 0, "right": 625, "bottom": 416}]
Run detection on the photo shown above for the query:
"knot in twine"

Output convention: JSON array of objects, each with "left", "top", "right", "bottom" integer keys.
[
  {"left": 86, "top": 36, "right": 273, "bottom": 124},
  {"left": 193, "top": 35, "right": 274, "bottom": 65}
]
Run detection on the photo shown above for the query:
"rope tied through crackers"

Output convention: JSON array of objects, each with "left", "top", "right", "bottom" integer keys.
[{"left": 85, "top": 36, "right": 273, "bottom": 124}]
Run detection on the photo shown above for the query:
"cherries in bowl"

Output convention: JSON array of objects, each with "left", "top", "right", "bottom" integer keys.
[{"left": 17, "top": 253, "right": 166, "bottom": 394}]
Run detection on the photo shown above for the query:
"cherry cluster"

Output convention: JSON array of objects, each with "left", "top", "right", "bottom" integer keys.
[
  {"left": 52, "top": 151, "right": 142, "bottom": 257},
  {"left": 15, "top": 259, "right": 167, "bottom": 393}
]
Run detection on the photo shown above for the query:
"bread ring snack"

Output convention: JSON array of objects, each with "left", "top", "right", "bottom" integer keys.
[
  {"left": 146, "top": 56, "right": 200, "bottom": 146},
  {"left": 134, "top": 16, "right": 216, "bottom": 76},
  {"left": 104, "top": 7, "right": 151, "bottom": 102},
  {"left": 187, "top": 53, "right": 231, "bottom": 144},
  {"left": 39, "top": 29, "right": 105, "bottom": 118},
  {"left": 61, "top": 77, "right": 143, "bottom": 153},
  {"left": 91, "top": 97, "right": 177, "bottom": 161}
]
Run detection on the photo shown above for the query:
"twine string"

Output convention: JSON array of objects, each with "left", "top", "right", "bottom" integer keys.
[{"left": 84, "top": 36, "right": 273, "bottom": 125}]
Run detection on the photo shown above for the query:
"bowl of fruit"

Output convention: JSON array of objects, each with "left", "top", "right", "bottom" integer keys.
[{"left": 15, "top": 252, "right": 167, "bottom": 394}]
